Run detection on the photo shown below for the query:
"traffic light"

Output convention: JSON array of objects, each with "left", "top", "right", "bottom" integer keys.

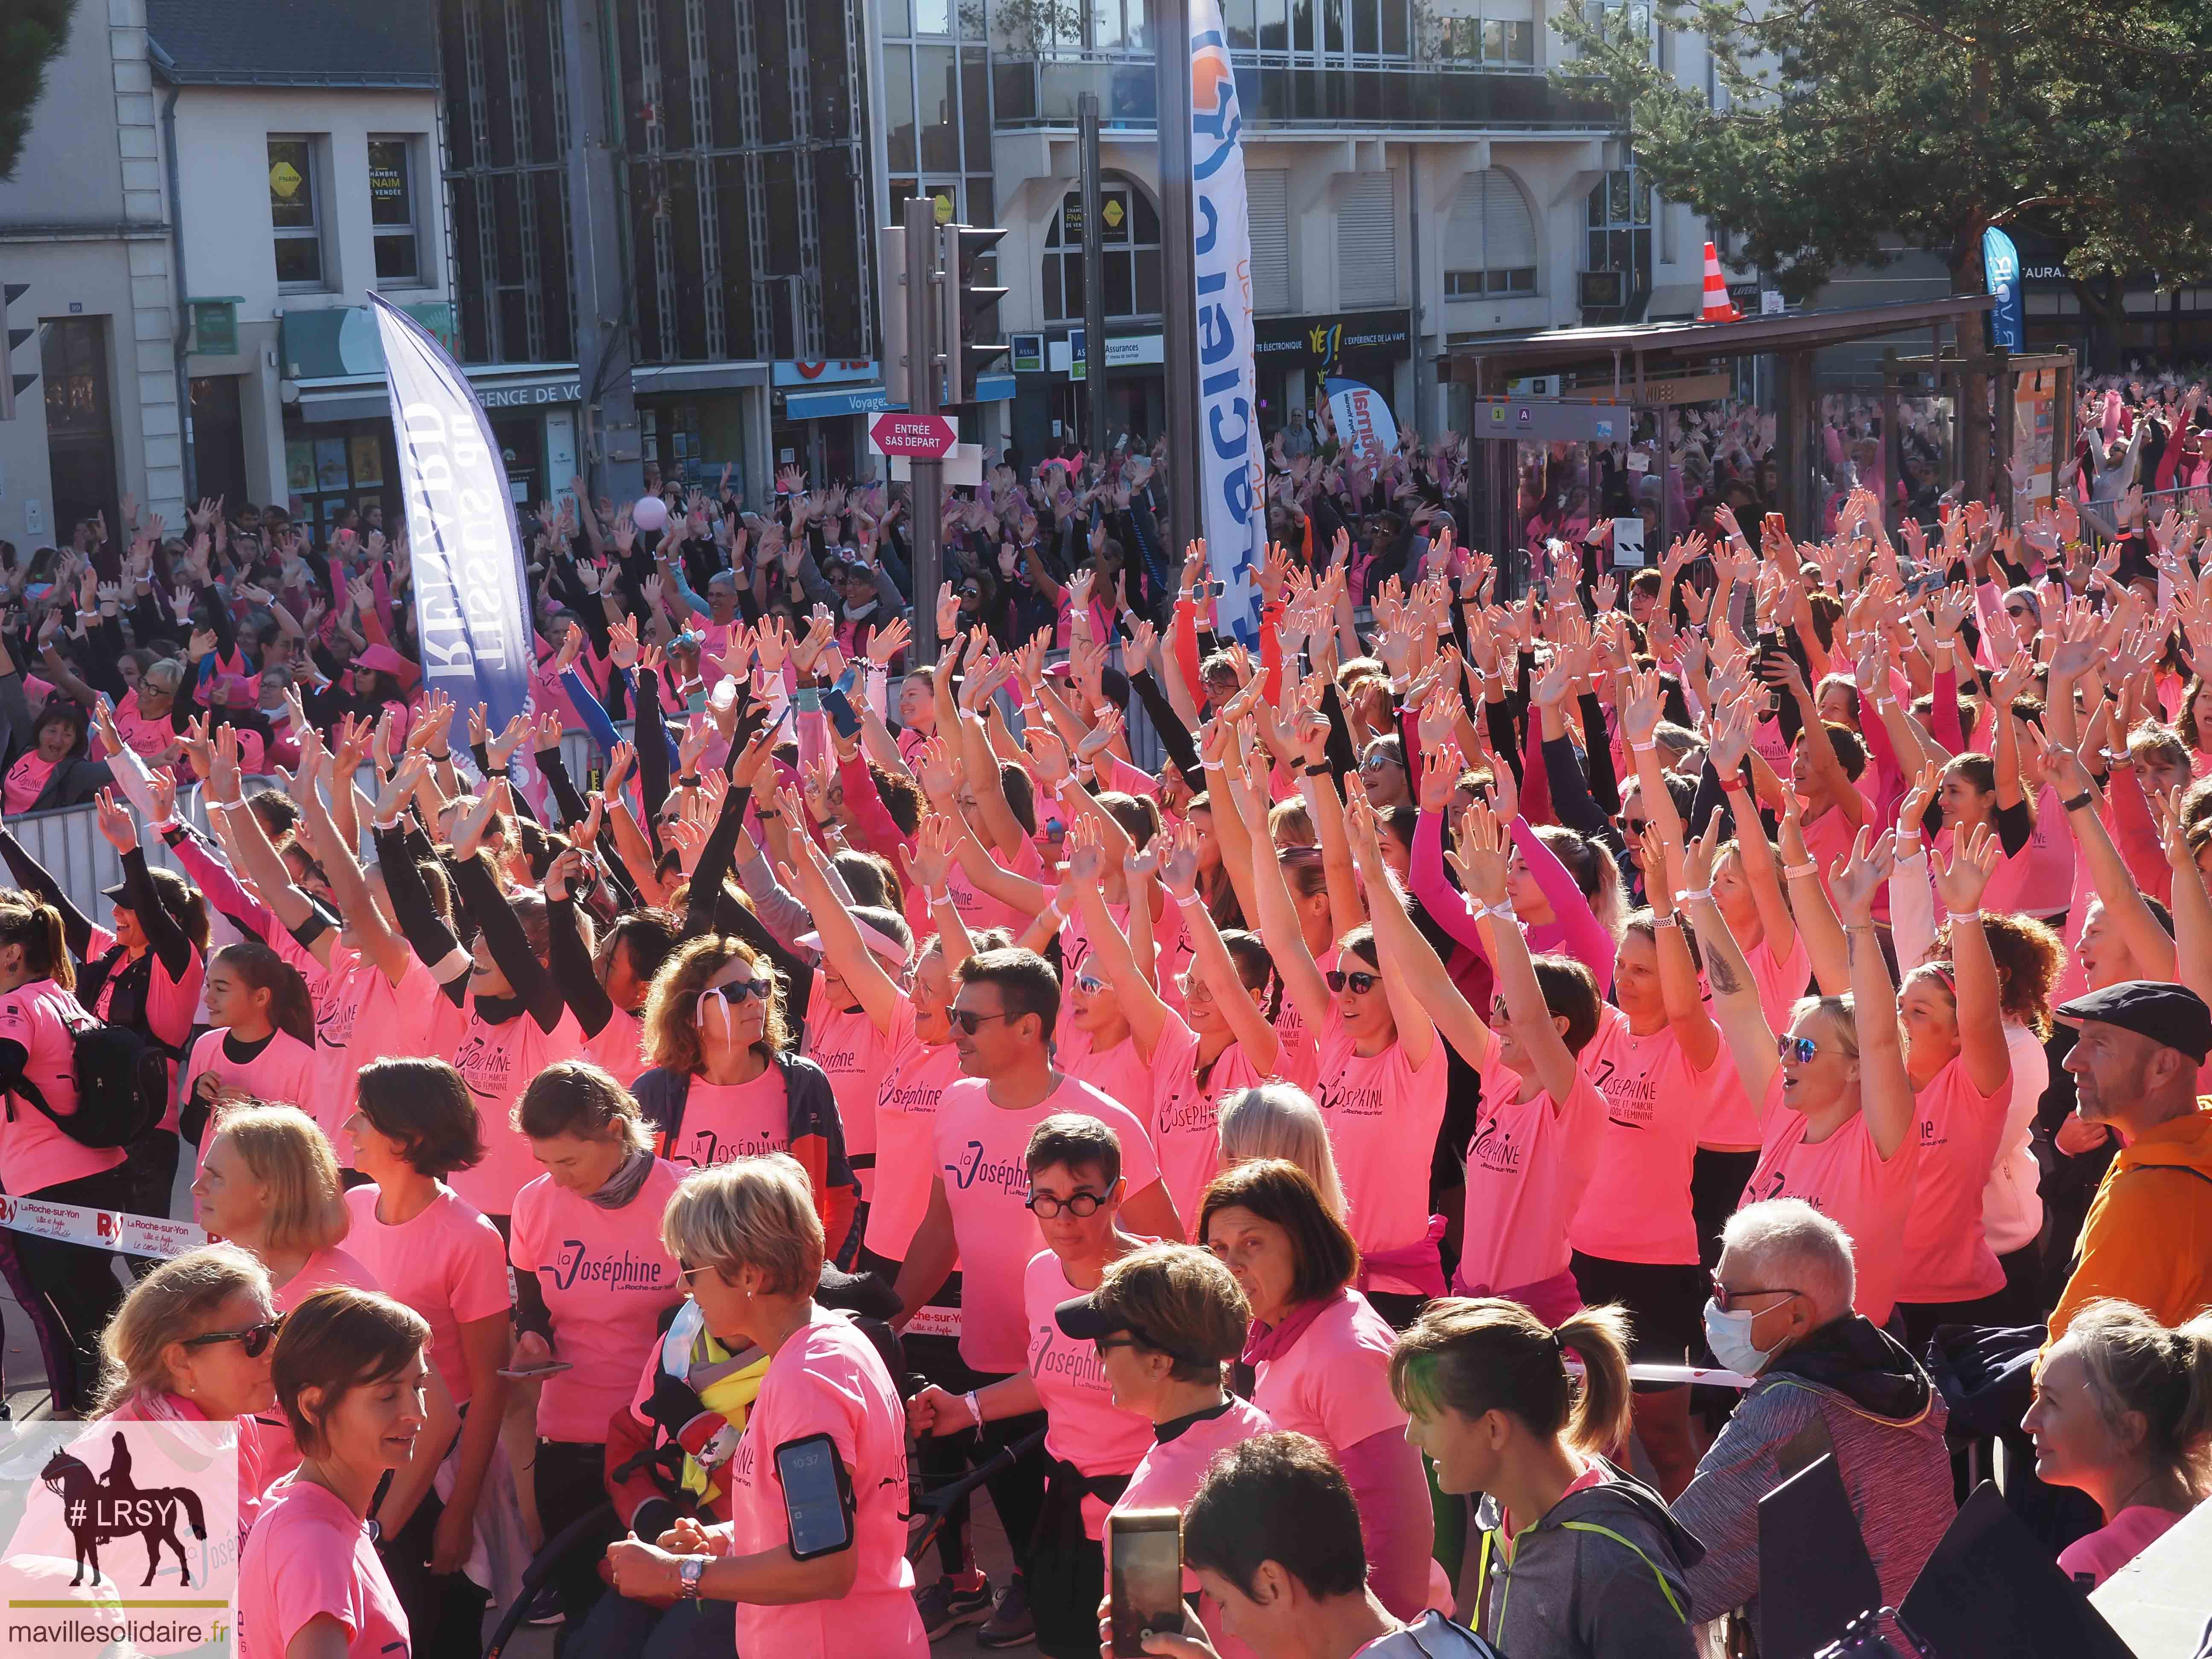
[
  {"left": 0, "top": 283, "right": 35, "bottom": 423},
  {"left": 878, "top": 226, "right": 910, "bottom": 406},
  {"left": 938, "top": 224, "right": 1008, "bottom": 405}
]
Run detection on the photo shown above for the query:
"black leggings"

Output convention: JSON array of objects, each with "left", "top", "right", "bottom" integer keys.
[
  {"left": 535, "top": 1439, "right": 618, "bottom": 1641},
  {"left": 1690, "top": 1147, "right": 1760, "bottom": 1270},
  {"left": 2, "top": 1162, "right": 133, "bottom": 1412}
]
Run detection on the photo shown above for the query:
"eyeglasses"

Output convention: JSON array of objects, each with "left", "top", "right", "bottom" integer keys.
[
  {"left": 1092, "top": 1335, "right": 1144, "bottom": 1356},
  {"left": 706, "top": 979, "right": 770, "bottom": 1004},
  {"left": 677, "top": 1260, "right": 719, "bottom": 1287},
  {"left": 181, "top": 1318, "right": 282, "bottom": 1359},
  {"left": 1623, "top": 817, "right": 1652, "bottom": 837},
  {"left": 1776, "top": 1034, "right": 1821, "bottom": 1064},
  {"left": 1025, "top": 1188, "right": 1109, "bottom": 1218},
  {"left": 1711, "top": 1274, "right": 1802, "bottom": 1315},
  {"left": 1326, "top": 969, "right": 1381, "bottom": 995},
  {"left": 2005, "top": 605, "right": 2032, "bottom": 619},
  {"left": 1174, "top": 971, "right": 1216, "bottom": 1002},
  {"left": 946, "top": 1007, "right": 1013, "bottom": 1034}
]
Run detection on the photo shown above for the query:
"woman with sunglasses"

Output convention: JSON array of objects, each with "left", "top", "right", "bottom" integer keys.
[
  {"left": 98, "top": 1243, "right": 284, "bottom": 1545},
  {"left": 909, "top": 1115, "right": 1154, "bottom": 1658},
  {"left": 509, "top": 1060, "right": 687, "bottom": 1646},
  {"left": 633, "top": 934, "right": 861, "bottom": 1257},
  {"left": 1684, "top": 826, "right": 1922, "bottom": 1329}
]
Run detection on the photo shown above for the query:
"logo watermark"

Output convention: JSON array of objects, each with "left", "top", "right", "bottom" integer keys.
[{"left": 2, "top": 1419, "right": 237, "bottom": 1658}]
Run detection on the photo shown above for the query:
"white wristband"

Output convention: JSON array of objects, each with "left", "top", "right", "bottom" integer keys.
[
  {"left": 373, "top": 814, "right": 403, "bottom": 832},
  {"left": 1947, "top": 908, "right": 1983, "bottom": 921},
  {"left": 1783, "top": 862, "right": 1819, "bottom": 880},
  {"left": 1172, "top": 890, "right": 1207, "bottom": 909},
  {"left": 1201, "top": 759, "right": 1225, "bottom": 773},
  {"left": 962, "top": 1390, "right": 984, "bottom": 1426},
  {"left": 1676, "top": 888, "right": 1715, "bottom": 906},
  {"left": 1630, "top": 742, "right": 1656, "bottom": 755},
  {"left": 1481, "top": 901, "right": 1516, "bottom": 920},
  {"left": 925, "top": 889, "right": 951, "bottom": 908}
]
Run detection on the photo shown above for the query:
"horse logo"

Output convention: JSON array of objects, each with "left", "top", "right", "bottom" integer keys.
[{"left": 38, "top": 1432, "right": 209, "bottom": 1587}]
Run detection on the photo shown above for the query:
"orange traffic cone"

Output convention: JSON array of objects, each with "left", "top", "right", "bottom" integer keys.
[{"left": 1701, "top": 242, "right": 1742, "bottom": 322}]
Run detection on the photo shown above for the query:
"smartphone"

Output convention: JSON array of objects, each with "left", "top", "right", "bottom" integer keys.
[
  {"left": 775, "top": 1433, "right": 855, "bottom": 1560},
  {"left": 498, "top": 1359, "right": 574, "bottom": 1381},
  {"left": 1903, "top": 566, "right": 1948, "bottom": 598},
  {"left": 1763, "top": 512, "right": 1786, "bottom": 536},
  {"left": 824, "top": 667, "right": 864, "bottom": 741},
  {"left": 1108, "top": 1510, "right": 1185, "bottom": 1657}
]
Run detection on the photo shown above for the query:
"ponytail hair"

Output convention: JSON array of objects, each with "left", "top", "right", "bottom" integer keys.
[
  {"left": 1389, "top": 1296, "right": 1634, "bottom": 1459},
  {"left": 2059, "top": 1299, "right": 2212, "bottom": 1502},
  {"left": 0, "top": 891, "right": 74, "bottom": 991},
  {"left": 210, "top": 940, "right": 316, "bottom": 1046}
]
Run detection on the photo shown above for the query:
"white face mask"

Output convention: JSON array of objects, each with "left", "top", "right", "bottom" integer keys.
[{"left": 1703, "top": 1296, "right": 1786, "bottom": 1377}]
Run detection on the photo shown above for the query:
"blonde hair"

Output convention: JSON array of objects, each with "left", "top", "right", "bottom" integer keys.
[
  {"left": 94, "top": 1243, "right": 273, "bottom": 1412},
  {"left": 212, "top": 1103, "right": 349, "bottom": 1255},
  {"left": 1390, "top": 1297, "right": 1634, "bottom": 1459},
  {"left": 2057, "top": 1299, "right": 2212, "bottom": 1501},
  {"left": 643, "top": 934, "right": 792, "bottom": 1074},
  {"left": 1219, "top": 1083, "right": 1347, "bottom": 1218},
  {"left": 663, "top": 1153, "right": 824, "bottom": 1298}
]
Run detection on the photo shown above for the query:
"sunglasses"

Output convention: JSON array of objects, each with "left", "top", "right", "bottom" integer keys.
[
  {"left": 1623, "top": 816, "right": 1651, "bottom": 837},
  {"left": 706, "top": 979, "right": 771, "bottom": 1004},
  {"left": 1326, "top": 969, "right": 1381, "bottom": 995},
  {"left": 182, "top": 1318, "right": 282, "bottom": 1359},
  {"left": 1776, "top": 1034, "right": 1820, "bottom": 1063},
  {"left": 1025, "top": 1187, "right": 1108, "bottom": 1218},
  {"left": 945, "top": 1007, "right": 1013, "bottom": 1034},
  {"left": 1073, "top": 973, "right": 1108, "bottom": 995}
]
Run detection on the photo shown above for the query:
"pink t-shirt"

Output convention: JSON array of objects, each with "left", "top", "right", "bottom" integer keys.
[
  {"left": 86, "top": 926, "right": 204, "bottom": 1057},
  {"left": 110, "top": 689, "right": 176, "bottom": 759},
  {"left": 2057, "top": 1505, "right": 2184, "bottom": 1589},
  {"left": 930, "top": 1075, "right": 1160, "bottom": 1373},
  {"left": 921, "top": 834, "right": 1048, "bottom": 939},
  {"left": 1895, "top": 1054, "right": 2011, "bottom": 1305},
  {"left": 1060, "top": 1026, "right": 1155, "bottom": 1121},
  {"left": 582, "top": 1006, "right": 649, "bottom": 1085},
  {"left": 449, "top": 999, "right": 583, "bottom": 1216},
  {"left": 183, "top": 1027, "right": 320, "bottom": 1179},
  {"left": 510, "top": 1158, "right": 686, "bottom": 1443},
  {"left": 0, "top": 978, "right": 127, "bottom": 1193},
  {"left": 721, "top": 1308, "right": 926, "bottom": 1659},
  {"left": 1740, "top": 1075, "right": 1917, "bottom": 1325},
  {"left": 1114, "top": 1396, "right": 1276, "bottom": 1598},
  {"left": 272, "top": 1246, "right": 381, "bottom": 1313},
  {"left": 805, "top": 983, "right": 893, "bottom": 1201},
  {"left": 343, "top": 1183, "right": 509, "bottom": 1406},
  {"left": 238, "top": 1479, "right": 408, "bottom": 1659},
  {"left": 1461, "top": 1044, "right": 1607, "bottom": 1295},
  {"left": 1024, "top": 1248, "right": 1155, "bottom": 1538},
  {"left": 867, "top": 1004, "right": 963, "bottom": 1261},
  {"left": 1148, "top": 1016, "right": 1271, "bottom": 1231},
  {"left": 1314, "top": 1014, "right": 1449, "bottom": 1295},
  {"left": 105, "top": 1388, "right": 281, "bottom": 1548},
  {"left": 278, "top": 938, "right": 466, "bottom": 1158},
  {"left": 1250, "top": 1288, "right": 1408, "bottom": 1454},
  {"left": 3, "top": 752, "right": 55, "bottom": 815},
  {"left": 1704, "top": 928, "right": 1815, "bottom": 1149},
  {"left": 1570, "top": 1007, "right": 1733, "bottom": 1265},
  {"left": 663, "top": 1067, "right": 790, "bottom": 1170}
]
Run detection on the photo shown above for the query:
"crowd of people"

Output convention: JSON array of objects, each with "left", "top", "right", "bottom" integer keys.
[{"left": 1, "top": 398, "right": 2212, "bottom": 1659}]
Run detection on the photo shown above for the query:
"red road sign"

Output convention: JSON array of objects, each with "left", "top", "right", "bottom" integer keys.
[{"left": 870, "top": 413, "right": 958, "bottom": 457}]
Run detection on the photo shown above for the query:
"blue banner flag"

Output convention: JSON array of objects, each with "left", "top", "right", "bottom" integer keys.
[{"left": 1982, "top": 227, "right": 2024, "bottom": 352}]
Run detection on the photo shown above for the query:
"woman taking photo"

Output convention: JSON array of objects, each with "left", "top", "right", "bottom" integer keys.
[
  {"left": 633, "top": 934, "right": 861, "bottom": 1260},
  {"left": 1391, "top": 1297, "right": 1702, "bottom": 1656},
  {"left": 341, "top": 1057, "right": 510, "bottom": 1654},
  {"left": 509, "top": 1060, "right": 686, "bottom": 1645},
  {"left": 1198, "top": 1158, "right": 1436, "bottom": 1620},
  {"left": 2024, "top": 1298, "right": 2212, "bottom": 1589},
  {"left": 97, "top": 1243, "right": 282, "bottom": 1543},
  {"left": 602, "top": 1154, "right": 926, "bottom": 1659},
  {"left": 908, "top": 1115, "right": 1154, "bottom": 1659},
  {"left": 237, "top": 1286, "right": 431, "bottom": 1659}
]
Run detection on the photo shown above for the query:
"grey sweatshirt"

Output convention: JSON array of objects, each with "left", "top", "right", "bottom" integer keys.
[{"left": 1476, "top": 1461, "right": 1703, "bottom": 1659}]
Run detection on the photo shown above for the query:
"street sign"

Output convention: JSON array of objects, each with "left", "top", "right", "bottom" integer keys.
[{"left": 868, "top": 413, "right": 957, "bottom": 457}]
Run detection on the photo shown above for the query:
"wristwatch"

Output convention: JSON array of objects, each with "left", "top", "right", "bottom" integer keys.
[{"left": 678, "top": 1555, "right": 707, "bottom": 1601}]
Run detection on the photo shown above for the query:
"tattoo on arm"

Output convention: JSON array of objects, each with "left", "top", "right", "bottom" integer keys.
[{"left": 1708, "top": 952, "right": 1741, "bottom": 996}]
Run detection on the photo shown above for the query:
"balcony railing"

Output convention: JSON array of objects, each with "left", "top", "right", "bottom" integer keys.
[{"left": 992, "top": 51, "right": 1618, "bottom": 133}]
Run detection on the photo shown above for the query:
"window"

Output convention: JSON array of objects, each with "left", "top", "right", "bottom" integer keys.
[
  {"left": 1586, "top": 166, "right": 1652, "bottom": 299},
  {"left": 268, "top": 136, "right": 326, "bottom": 288},
  {"left": 1581, "top": 0, "right": 1655, "bottom": 61},
  {"left": 1434, "top": 0, "right": 1534, "bottom": 64},
  {"left": 369, "top": 139, "right": 424, "bottom": 284},
  {"left": 1443, "top": 168, "right": 1537, "bottom": 298},
  {"left": 1040, "top": 177, "right": 1161, "bottom": 321},
  {"left": 1336, "top": 172, "right": 1397, "bottom": 308}
]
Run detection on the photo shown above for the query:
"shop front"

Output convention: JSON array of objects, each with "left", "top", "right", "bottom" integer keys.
[
  {"left": 773, "top": 359, "right": 1019, "bottom": 481},
  {"left": 1254, "top": 309, "right": 1413, "bottom": 446}
]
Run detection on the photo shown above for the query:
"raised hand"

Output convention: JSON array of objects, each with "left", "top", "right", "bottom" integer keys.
[
  {"left": 1828, "top": 825, "right": 1896, "bottom": 926},
  {"left": 94, "top": 788, "right": 139, "bottom": 855},
  {"left": 1932, "top": 820, "right": 2002, "bottom": 914},
  {"left": 1448, "top": 799, "right": 1513, "bottom": 909}
]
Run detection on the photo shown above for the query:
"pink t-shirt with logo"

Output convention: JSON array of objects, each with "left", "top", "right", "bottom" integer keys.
[
  {"left": 1114, "top": 1396, "right": 1276, "bottom": 1604},
  {"left": 450, "top": 1000, "right": 583, "bottom": 1216},
  {"left": 1571, "top": 1007, "right": 1733, "bottom": 1265},
  {"left": 1462, "top": 1045, "right": 1607, "bottom": 1295},
  {"left": 1895, "top": 1054, "right": 2011, "bottom": 1305},
  {"left": 663, "top": 1068, "right": 790, "bottom": 1171},
  {"left": 866, "top": 1000, "right": 963, "bottom": 1261},
  {"left": 238, "top": 1478, "right": 409, "bottom": 1659},
  {"left": 2057, "top": 1505, "right": 2184, "bottom": 1589},
  {"left": 1314, "top": 1014, "right": 1449, "bottom": 1296},
  {"left": 0, "top": 978, "right": 127, "bottom": 1193},
  {"left": 1740, "top": 1075, "right": 1917, "bottom": 1325},
  {"left": 1060, "top": 1026, "right": 1155, "bottom": 1121},
  {"left": 276, "top": 937, "right": 466, "bottom": 1158},
  {"left": 1702, "top": 928, "right": 1815, "bottom": 1148},
  {"left": 721, "top": 1307, "right": 926, "bottom": 1659},
  {"left": 509, "top": 1158, "right": 686, "bottom": 1443},
  {"left": 583, "top": 1007, "right": 649, "bottom": 1085},
  {"left": 806, "top": 981, "right": 894, "bottom": 1200},
  {"left": 1148, "top": 1016, "right": 1272, "bottom": 1231},
  {"left": 1024, "top": 1248, "right": 1155, "bottom": 1538},
  {"left": 1250, "top": 1287, "right": 1408, "bottom": 1454},
  {"left": 183, "top": 1027, "right": 320, "bottom": 1179},
  {"left": 930, "top": 1075, "right": 1160, "bottom": 1374},
  {"left": 3, "top": 753, "right": 55, "bottom": 815},
  {"left": 343, "top": 1183, "right": 509, "bottom": 1406}
]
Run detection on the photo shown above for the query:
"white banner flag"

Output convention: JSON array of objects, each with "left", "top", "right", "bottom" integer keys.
[
  {"left": 1326, "top": 376, "right": 1400, "bottom": 464},
  {"left": 1189, "top": 6, "right": 1267, "bottom": 643},
  {"left": 369, "top": 293, "right": 537, "bottom": 733}
]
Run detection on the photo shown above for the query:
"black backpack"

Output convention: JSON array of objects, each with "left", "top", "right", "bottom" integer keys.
[{"left": 4, "top": 1011, "right": 171, "bottom": 1150}]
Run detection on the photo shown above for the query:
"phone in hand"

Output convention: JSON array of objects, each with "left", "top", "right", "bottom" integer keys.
[
  {"left": 498, "top": 1359, "right": 574, "bottom": 1381},
  {"left": 1108, "top": 1510, "right": 1185, "bottom": 1657},
  {"left": 823, "top": 667, "right": 864, "bottom": 741}
]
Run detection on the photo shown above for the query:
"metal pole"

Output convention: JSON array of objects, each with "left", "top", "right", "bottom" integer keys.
[
  {"left": 561, "top": 0, "right": 643, "bottom": 503},
  {"left": 906, "top": 194, "right": 944, "bottom": 667},
  {"left": 1153, "top": 0, "right": 1202, "bottom": 562},
  {"left": 1078, "top": 93, "right": 1110, "bottom": 454}
]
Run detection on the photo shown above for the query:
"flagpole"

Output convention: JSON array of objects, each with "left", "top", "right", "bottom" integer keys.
[{"left": 1153, "top": 0, "right": 1202, "bottom": 565}]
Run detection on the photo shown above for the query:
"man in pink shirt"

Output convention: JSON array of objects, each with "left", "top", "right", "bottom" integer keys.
[{"left": 888, "top": 947, "right": 1182, "bottom": 1647}]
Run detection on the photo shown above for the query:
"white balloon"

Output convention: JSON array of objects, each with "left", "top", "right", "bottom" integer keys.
[{"left": 633, "top": 495, "right": 670, "bottom": 533}]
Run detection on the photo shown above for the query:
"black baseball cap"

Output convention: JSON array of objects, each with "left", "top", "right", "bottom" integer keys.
[
  {"left": 1054, "top": 1290, "right": 1202, "bottom": 1367},
  {"left": 2055, "top": 980, "right": 2212, "bottom": 1064}
]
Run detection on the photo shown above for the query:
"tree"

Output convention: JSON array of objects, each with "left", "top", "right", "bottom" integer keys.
[
  {"left": 1557, "top": 0, "right": 2212, "bottom": 367},
  {"left": 0, "top": 0, "right": 77, "bottom": 182}
]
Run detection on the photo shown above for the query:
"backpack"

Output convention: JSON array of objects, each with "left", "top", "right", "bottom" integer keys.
[{"left": 5, "top": 1011, "right": 171, "bottom": 1149}]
